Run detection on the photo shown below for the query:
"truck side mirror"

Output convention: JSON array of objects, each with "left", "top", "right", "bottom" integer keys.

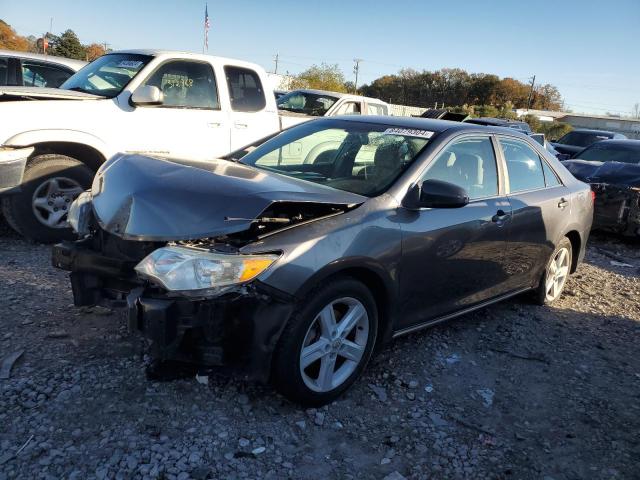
[{"left": 131, "top": 85, "right": 164, "bottom": 106}]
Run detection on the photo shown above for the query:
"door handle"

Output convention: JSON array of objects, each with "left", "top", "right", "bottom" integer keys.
[
  {"left": 234, "top": 122, "right": 248, "bottom": 129},
  {"left": 491, "top": 209, "right": 510, "bottom": 225},
  {"left": 558, "top": 198, "right": 569, "bottom": 209},
  {"left": 207, "top": 122, "right": 222, "bottom": 128}
]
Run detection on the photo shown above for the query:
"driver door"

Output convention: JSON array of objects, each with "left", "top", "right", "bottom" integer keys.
[
  {"left": 398, "top": 135, "right": 512, "bottom": 329},
  {"left": 123, "top": 59, "right": 230, "bottom": 160}
]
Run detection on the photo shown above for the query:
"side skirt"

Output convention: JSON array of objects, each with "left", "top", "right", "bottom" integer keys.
[{"left": 392, "top": 287, "right": 532, "bottom": 339}]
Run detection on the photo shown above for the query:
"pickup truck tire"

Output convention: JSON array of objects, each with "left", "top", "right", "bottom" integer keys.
[{"left": 1, "top": 154, "right": 94, "bottom": 243}]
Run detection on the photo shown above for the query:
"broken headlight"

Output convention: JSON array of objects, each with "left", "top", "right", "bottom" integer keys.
[{"left": 134, "top": 246, "right": 279, "bottom": 296}]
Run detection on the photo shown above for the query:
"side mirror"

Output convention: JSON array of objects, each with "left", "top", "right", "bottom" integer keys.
[
  {"left": 130, "top": 85, "right": 163, "bottom": 106},
  {"left": 402, "top": 179, "right": 469, "bottom": 210}
]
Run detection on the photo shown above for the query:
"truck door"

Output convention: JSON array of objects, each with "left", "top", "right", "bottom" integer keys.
[
  {"left": 125, "top": 59, "right": 231, "bottom": 160},
  {"left": 225, "top": 66, "right": 280, "bottom": 151}
]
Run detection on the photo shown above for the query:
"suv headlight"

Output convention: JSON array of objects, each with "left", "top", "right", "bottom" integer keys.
[{"left": 134, "top": 246, "right": 280, "bottom": 297}]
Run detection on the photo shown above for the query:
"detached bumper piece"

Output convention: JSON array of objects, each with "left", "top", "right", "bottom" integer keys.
[
  {"left": 52, "top": 241, "right": 295, "bottom": 382},
  {"left": 592, "top": 183, "right": 640, "bottom": 237},
  {"left": 0, "top": 147, "right": 33, "bottom": 194}
]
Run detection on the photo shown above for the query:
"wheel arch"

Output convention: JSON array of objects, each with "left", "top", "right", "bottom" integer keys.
[
  {"left": 293, "top": 258, "right": 398, "bottom": 345},
  {"left": 564, "top": 229, "right": 582, "bottom": 273},
  {"left": 5, "top": 130, "right": 111, "bottom": 172}
]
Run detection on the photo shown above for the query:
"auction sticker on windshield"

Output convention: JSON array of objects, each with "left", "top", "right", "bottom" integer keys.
[
  {"left": 384, "top": 128, "right": 434, "bottom": 138},
  {"left": 117, "top": 60, "right": 144, "bottom": 69}
]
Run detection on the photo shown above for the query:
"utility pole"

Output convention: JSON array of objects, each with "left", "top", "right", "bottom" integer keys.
[
  {"left": 103, "top": 42, "right": 111, "bottom": 52},
  {"left": 273, "top": 53, "right": 279, "bottom": 75},
  {"left": 353, "top": 58, "right": 363, "bottom": 94},
  {"left": 526, "top": 75, "right": 536, "bottom": 110}
]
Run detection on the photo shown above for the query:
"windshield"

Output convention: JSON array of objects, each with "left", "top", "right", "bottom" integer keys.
[
  {"left": 61, "top": 53, "right": 152, "bottom": 98},
  {"left": 239, "top": 120, "right": 433, "bottom": 197},
  {"left": 576, "top": 143, "right": 640, "bottom": 164},
  {"left": 277, "top": 91, "right": 340, "bottom": 116},
  {"left": 555, "top": 131, "right": 610, "bottom": 147}
]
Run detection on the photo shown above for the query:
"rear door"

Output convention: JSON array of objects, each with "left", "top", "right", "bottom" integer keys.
[
  {"left": 398, "top": 134, "right": 512, "bottom": 328},
  {"left": 497, "top": 135, "right": 571, "bottom": 290},
  {"left": 225, "top": 65, "right": 279, "bottom": 150}
]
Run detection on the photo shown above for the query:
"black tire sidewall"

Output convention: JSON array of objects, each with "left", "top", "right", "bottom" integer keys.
[
  {"left": 536, "top": 237, "right": 573, "bottom": 305},
  {"left": 272, "top": 277, "right": 378, "bottom": 406},
  {"left": 4, "top": 155, "right": 94, "bottom": 243}
]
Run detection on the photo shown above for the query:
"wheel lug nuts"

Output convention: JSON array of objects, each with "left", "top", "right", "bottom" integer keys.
[
  {"left": 62, "top": 206, "right": 67, "bottom": 211},
  {"left": 53, "top": 207, "right": 58, "bottom": 212},
  {"left": 65, "top": 198, "right": 70, "bottom": 203},
  {"left": 48, "top": 201, "right": 53, "bottom": 206}
]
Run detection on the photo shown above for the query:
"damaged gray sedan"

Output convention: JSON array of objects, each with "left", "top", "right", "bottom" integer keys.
[{"left": 52, "top": 117, "right": 593, "bottom": 405}]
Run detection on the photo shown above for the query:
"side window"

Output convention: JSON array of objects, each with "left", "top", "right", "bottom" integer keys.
[
  {"left": 336, "top": 102, "right": 361, "bottom": 115},
  {"left": 542, "top": 160, "right": 561, "bottom": 187},
  {"left": 422, "top": 136, "right": 499, "bottom": 200},
  {"left": 499, "top": 138, "right": 546, "bottom": 193},
  {"left": 21, "top": 61, "right": 74, "bottom": 88},
  {"left": 144, "top": 61, "right": 219, "bottom": 109},
  {"left": 0, "top": 58, "right": 8, "bottom": 85},
  {"left": 367, "top": 103, "right": 388, "bottom": 115},
  {"left": 224, "top": 66, "right": 266, "bottom": 112}
]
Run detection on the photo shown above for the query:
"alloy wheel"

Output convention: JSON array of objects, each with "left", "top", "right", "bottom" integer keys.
[
  {"left": 32, "top": 177, "right": 84, "bottom": 229},
  {"left": 299, "top": 297, "right": 370, "bottom": 393},
  {"left": 545, "top": 247, "right": 570, "bottom": 302}
]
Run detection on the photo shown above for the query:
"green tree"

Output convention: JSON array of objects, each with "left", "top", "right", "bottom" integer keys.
[
  {"left": 50, "top": 29, "right": 86, "bottom": 60},
  {"left": 290, "top": 63, "right": 348, "bottom": 93}
]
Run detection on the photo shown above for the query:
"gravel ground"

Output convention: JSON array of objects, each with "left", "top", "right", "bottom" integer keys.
[{"left": 0, "top": 232, "right": 639, "bottom": 480}]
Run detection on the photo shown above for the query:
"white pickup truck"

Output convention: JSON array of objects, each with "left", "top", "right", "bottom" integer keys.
[{"left": 0, "top": 51, "right": 389, "bottom": 242}]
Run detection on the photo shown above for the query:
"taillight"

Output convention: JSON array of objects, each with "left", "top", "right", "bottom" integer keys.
[{"left": 590, "top": 190, "right": 596, "bottom": 203}]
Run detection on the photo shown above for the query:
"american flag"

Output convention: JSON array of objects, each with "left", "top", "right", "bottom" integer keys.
[{"left": 204, "top": 5, "right": 210, "bottom": 51}]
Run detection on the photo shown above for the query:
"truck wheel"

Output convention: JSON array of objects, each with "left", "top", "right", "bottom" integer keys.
[
  {"left": 271, "top": 277, "right": 378, "bottom": 406},
  {"left": 1, "top": 154, "right": 94, "bottom": 243}
]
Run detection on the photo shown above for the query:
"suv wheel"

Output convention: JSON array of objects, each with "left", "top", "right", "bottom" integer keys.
[
  {"left": 1, "top": 154, "right": 94, "bottom": 243},
  {"left": 271, "top": 277, "right": 378, "bottom": 406}
]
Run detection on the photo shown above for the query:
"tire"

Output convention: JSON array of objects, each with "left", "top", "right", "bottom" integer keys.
[
  {"left": 271, "top": 277, "right": 378, "bottom": 406},
  {"left": 534, "top": 237, "right": 572, "bottom": 305},
  {"left": 1, "top": 154, "right": 94, "bottom": 243}
]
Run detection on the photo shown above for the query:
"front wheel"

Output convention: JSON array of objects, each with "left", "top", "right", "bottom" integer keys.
[
  {"left": 271, "top": 277, "right": 378, "bottom": 406},
  {"left": 535, "top": 237, "right": 572, "bottom": 305},
  {"left": 1, "top": 154, "right": 94, "bottom": 243}
]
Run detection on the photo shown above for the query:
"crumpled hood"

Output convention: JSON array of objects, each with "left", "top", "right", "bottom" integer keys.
[
  {"left": 0, "top": 86, "right": 102, "bottom": 101},
  {"left": 91, "top": 154, "right": 366, "bottom": 241},
  {"left": 563, "top": 159, "right": 640, "bottom": 188}
]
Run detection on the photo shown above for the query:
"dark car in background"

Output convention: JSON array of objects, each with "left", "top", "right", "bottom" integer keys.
[
  {"left": 563, "top": 140, "right": 640, "bottom": 236},
  {"left": 52, "top": 116, "right": 593, "bottom": 405},
  {"left": 551, "top": 128, "right": 627, "bottom": 157},
  {"left": 0, "top": 50, "right": 86, "bottom": 88}
]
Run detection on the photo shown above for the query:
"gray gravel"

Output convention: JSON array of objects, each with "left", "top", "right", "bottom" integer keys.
[{"left": 0, "top": 232, "right": 639, "bottom": 479}]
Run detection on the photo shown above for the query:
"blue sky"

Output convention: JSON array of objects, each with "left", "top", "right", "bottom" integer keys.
[{"left": 2, "top": 0, "right": 638, "bottom": 115}]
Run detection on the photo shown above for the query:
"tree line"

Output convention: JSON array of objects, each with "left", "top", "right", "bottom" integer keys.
[{"left": 0, "top": 19, "right": 107, "bottom": 61}]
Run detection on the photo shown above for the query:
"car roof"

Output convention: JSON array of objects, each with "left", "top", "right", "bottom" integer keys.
[
  {"left": 328, "top": 115, "right": 532, "bottom": 136},
  {"left": 284, "top": 88, "right": 388, "bottom": 105},
  {"left": 467, "top": 117, "right": 527, "bottom": 126},
  {"left": 568, "top": 128, "right": 617, "bottom": 136},
  {"left": 585, "top": 139, "right": 640, "bottom": 149},
  {"left": 0, "top": 49, "right": 87, "bottom": 70}
]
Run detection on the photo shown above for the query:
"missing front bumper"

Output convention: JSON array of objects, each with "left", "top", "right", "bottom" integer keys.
[{"left": 52, "top": 241, "right": 295, "bottom": 382}]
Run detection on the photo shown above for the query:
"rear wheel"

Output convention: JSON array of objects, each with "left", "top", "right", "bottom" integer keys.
[
  {"left": 1, "top": 154, "right": 93, "bottom": 242},
  {"left": 535, "top": 237, "right": 572, "bottom": 305},
  {"left": 271, "top": 277, "right": 378, "bottom": 406}
]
